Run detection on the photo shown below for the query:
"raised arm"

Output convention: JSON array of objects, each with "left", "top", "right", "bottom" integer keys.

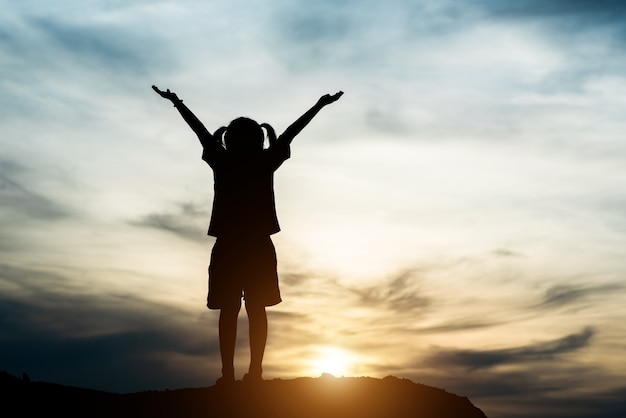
[
  {"left": 152, "top": 85, "right": 217, "bottom": 149},
  {"left": 278, "top": 91, "right": 343, "bottom": 145}
]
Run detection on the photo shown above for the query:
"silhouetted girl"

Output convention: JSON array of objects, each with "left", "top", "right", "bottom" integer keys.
[{"left": 153, "top": 86, "right": 343, "bottom": 384}]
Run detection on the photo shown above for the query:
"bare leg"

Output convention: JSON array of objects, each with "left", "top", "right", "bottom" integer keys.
[
  {"left": 219, "top": 301, "right": 241, "bottom": 380},
  {"left": 245, "top": 302, "right": 267, "bottom": 378}
]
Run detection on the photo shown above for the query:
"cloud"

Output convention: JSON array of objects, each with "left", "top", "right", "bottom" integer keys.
[
  {"left": 266, "top": 0, "right": 491, "bottom": 80},
  {"left": 0, "top": 159, "right": 68, "bottom": 221},
  {"left": 34, "top": 18, "right": 144, "bottom": 70},
  {"left": 422, "top": 327, "right": 594, "bottom": 370},
  {"left": 535, "top": 283, "right": 624, "bottom": 310},
  {"left": 2, "top": 6, "right": 170, "bottom": 76},
  {"left": 492, "top": 248, "right": 523, "bottom": 257},
  {"left": 348, "top": 270, "right": 431, "bottom": 314},
  {"left": 131, "top": 202, "right": 211, "bottom": 241},
  {"left": 280, "top": 1, "right": 353, "bottom": 44},
  {"left": 433, "top": 370, "right": 626, "bottom": 418},
  {"left": 364, "top": 108, "right": 414, "bottom": 136},
  {"left": 409, "top": 353, "right": 626, "bottom": 418},
  {"left": 0, "top": 263, "right": 219, "bottom": 392},
  {"left": 483, "top": 0, "right": 626, "bottom": 22},
  {"left": 0, "top": 7, "right": 175, "bottom": 125},
  {"left": 416, "top": 319, "right": 503, "bottom": 334}
]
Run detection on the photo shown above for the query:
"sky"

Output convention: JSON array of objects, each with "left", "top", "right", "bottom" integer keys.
[{"left": 1, "top": 0, "right": 626, "bottom": 417}]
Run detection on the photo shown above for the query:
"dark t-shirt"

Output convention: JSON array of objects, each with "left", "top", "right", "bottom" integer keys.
[{"left": 202, "top": 142, "right": 290, "bottom": 238}]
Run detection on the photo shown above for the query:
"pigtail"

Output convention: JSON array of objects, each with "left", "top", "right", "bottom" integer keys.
[
  {"left": 213, "top": 126, "right": 227, "bottom": 148},
  {"left": 260, "top": 123, "right": 277, "bottom": 149}
]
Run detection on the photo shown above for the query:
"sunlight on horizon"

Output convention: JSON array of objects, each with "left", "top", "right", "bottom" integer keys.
[{"left": 305, "top": 346, "right": 357, "bottom": 378}]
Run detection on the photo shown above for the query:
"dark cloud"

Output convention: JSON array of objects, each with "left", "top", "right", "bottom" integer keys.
[
  {"left": 0, "top": 11, "right": 175, "bottom": 122},
  {"left": 131, "top": 202, "right": 210, "bottom": 242},
  {"left": 0, "top": 263, "right": 219, "bottom": 393},
  {"left": 422, "top": 327, "right": 593, "bottom": 370},
  {"left": 416, "top": 319, "right": 503, "bottom": 334},
  {"left": 405, "top": 355, "right": 626, "bottom": 418},
  {"left": 483, "top": 0, "right": 626, "bottom": 21},
  {"left": 0, "top": 13, "right": 167, "bottom": 81},
  {"left": 399, "top": 324, "right": 623, "bottom": 418},
  {"left": 0, "top": 159, "right": 68, "bottom": 221},
  {"left": 423, "top": 369, "right": 626, "bottom": 418},
  {"left": 272, "top": 0, "right": 626, "bottom": 70},
  {"left": 536, "top": 283, "right": 624, "bottom": 310},
  {"left": 479, "top": 0, "right": 626, "bottom": 53},
  {"left": 563, "top": 387, "right": 626, "bottom": 418},
  {"left": 28, "top": 16, "right": 153, "bottom": 75}
]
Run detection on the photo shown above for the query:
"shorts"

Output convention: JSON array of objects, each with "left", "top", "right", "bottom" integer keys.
[{"left": 207, "top": 235, "right": 282, "bottom": 309}]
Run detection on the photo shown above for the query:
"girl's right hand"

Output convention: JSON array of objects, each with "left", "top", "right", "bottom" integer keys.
[{"left": 152, "top": 85, "right": 180, "bottom": 102}]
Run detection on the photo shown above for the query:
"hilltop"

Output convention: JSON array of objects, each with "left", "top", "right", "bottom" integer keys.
[{"left": 1, "top": 371, "right": 487, "bottom": 417}]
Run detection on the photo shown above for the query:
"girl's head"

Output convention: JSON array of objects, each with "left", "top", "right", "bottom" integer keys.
[{"left": 222, "top": 117, "right": 264, "bottom": 153}]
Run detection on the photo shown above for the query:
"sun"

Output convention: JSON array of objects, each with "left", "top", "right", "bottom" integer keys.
[{"left": 308, "top": 346, "right": 354, "bottom": 377}]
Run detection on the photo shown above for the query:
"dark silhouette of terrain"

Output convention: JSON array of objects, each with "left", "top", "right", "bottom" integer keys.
[{"left": 1, "top": 371, "right": 487, "bottom": 417}]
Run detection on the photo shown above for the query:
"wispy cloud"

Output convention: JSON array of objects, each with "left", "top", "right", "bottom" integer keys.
[
  {"left": 348, "top": 270, "right": 431, "bottom": 314},
  {"left": 28, "top": 16, "right": 149, "bottom": 74},
  {"left": 0, "top": 159, "right": 68, "bottom": 221},
  {"left": 131, "top": 202, "right": 210, "bottom": 242},
  {"left": 535, "top": 283, "right": 624, "bottom": 310},
  {"left": 422, "top": 327, "right": 594, "bottom": 370}
]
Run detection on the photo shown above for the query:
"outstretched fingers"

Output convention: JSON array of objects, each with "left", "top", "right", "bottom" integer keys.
[
  {"left": 319, "top": 91, "right": 344, "bottom": 106},
  {"left": 330, "top": 91, "right": 344, "bottom": 101},
  {"left": 152, "top": 85, "right": 179, "bottom": 101}
]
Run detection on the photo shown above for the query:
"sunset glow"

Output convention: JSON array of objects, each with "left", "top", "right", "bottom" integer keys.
[{"left": 306, "top": 347, "right": 355, "bottom": 378}]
